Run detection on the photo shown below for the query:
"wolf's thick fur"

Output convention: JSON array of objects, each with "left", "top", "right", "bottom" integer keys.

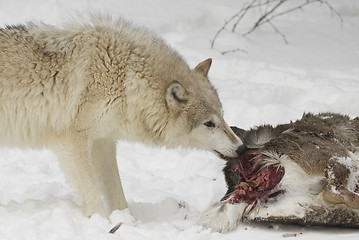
[{"left": 0, "top": 17, "right": 244, "bottom": 216}]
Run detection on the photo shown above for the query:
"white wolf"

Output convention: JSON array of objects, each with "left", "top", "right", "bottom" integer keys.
[{"left": 0, "top": 17, "right": 245, "bottom": 217}]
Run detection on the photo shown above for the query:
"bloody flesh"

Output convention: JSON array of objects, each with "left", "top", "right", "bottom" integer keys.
[{"left": 227, "top": 149, "right": 285, "bottom": 205}]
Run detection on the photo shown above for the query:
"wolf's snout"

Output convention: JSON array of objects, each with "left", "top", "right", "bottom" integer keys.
[{"left": 236, "top": 144, "right": 247, "bottom": 156}]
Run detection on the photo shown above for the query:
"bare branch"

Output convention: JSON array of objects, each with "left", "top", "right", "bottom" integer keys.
[
  {"left": 318, "top": 0, "right": 344, "bottom": 28},
  {"left": 246, "top": 0, "right": 318, "bottom": 33},
  {"left": 260, "top": 0, "right": 317, "bottom": 23},
  {"left": 231, "top": 0, "right": 261, "bottom": 32},
  {"left": 210, "top": 0, "right": 343, "bottom": 49},
  {"left": 109, "top": 223, "right": 122, "bottom": 234},
  {"left": 210, "top": 10, "right": 246, "bottom": 48},
  {"left": 267, "top": 20, "right": 288, "bottom": 44},
  {"left": 221, "top": 48, "right": 248, "bottom": 55},
  {"left": 243, "top": 0, "right": 286, "bottom": 37}
]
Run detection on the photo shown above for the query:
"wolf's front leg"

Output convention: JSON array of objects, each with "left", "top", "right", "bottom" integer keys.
[
  {"left": 54, "top": 137, "right": 106, "bottom": 217},
  {"left": 90, "top": 138, "right": 128, "bottom": 215}
]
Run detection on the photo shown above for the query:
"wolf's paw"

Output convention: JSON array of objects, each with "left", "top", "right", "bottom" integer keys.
[{"left": 197, "top": 202, "right": 246, "bottom": 233}]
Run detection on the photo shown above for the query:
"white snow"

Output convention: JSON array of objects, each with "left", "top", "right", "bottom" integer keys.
[{"left": 1, "top": 0, "right": 359, "bottom": 239}]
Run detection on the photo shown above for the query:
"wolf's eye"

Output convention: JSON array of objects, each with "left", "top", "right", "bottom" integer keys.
[{"left": 204, "top": 121, "right": 215, "bottom": 128}]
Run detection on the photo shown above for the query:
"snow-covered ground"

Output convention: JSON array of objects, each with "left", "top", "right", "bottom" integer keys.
[{"left": 0, "top": 0, "right": 359, "bottom": 239}]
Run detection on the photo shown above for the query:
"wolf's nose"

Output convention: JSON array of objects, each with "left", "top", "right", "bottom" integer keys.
[{"left": 236, "top": 144, "right": 247, "bottom": 156}]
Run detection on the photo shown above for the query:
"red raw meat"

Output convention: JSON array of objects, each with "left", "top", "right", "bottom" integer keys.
[{"left": 227, "top": 149, "right": 285, "bottom": 207}]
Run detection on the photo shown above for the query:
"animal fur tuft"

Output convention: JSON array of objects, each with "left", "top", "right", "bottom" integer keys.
[{"left": 200, "top": 113, "right": 359, "bottom": 232}]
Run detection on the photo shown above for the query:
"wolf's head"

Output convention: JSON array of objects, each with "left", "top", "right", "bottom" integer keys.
[{"left": 165, "top": 58, "right": 245, "bottom": 158}]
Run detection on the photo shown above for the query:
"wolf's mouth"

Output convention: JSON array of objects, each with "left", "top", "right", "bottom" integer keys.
[
  {"left": 214, "top": 150, "right": 235, "bottom": 159},
  {"left": 214, "top": 144, "right": 247, "bottom": 159},
  {"left": 223, "top": 148, "right": 285, "bottom": 217}
]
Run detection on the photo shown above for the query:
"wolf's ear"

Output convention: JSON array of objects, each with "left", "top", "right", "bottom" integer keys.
[
  {"left": 194, "top": 58, "right": 212, "bottom": 77},
  {"left": 166, "top": 81, "right": 188, "bottom": 108}
]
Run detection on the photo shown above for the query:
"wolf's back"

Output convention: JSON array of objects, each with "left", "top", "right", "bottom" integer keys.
[{"left": 0, "top": 24, "right": 86, "bottom": 146}]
